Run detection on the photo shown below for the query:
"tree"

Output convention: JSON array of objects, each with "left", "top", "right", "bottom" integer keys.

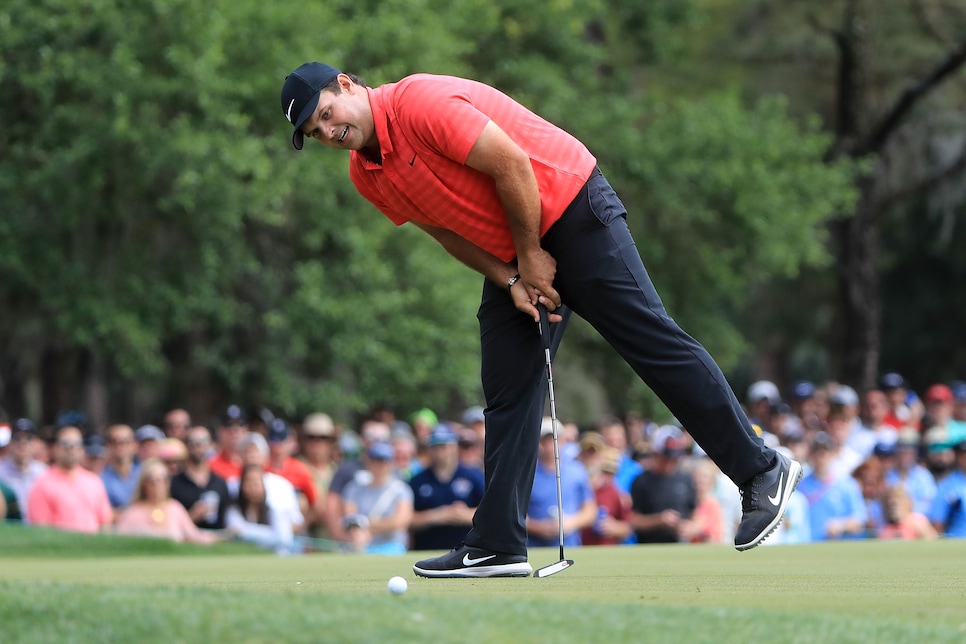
[{"left": 694, "top": 0, "right": 966, "bottom": 389}]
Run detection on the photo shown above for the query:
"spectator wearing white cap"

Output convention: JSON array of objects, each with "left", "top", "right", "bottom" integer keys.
[
  {"left": 299, "top": 413, "right": 339, "bottom": 539},
  {"left": 526, "top": 417, "right": 596, "bottom": 548},
  {"left": 746, "top": 380, "right": 781, "bottom": 442}
]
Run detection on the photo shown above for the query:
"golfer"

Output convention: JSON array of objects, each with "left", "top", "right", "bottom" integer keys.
[{"left": 280, "top": 63, "right": 802, "bottom": 577}]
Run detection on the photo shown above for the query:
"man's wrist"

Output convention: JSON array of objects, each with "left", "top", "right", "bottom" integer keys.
[{"left": 507, "top": 273, "right": 521, "bottom": 293}]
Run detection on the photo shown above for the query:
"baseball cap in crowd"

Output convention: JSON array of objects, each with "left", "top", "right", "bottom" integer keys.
[
  {"left": 811, "top": 431, "right": 838, "bottom": 451},
  {"left": 461, "top": 406, "right": 486, "bottom": 427},
  {"left": 55, "top": 409, "right": 87, "bottom": 430},
  {"left": 873, "top": 442, "right": 896, "bottom": 458},
  {"left": 951, "top": 380, "right": 966, "bottom": 402},
  {"left": 579, "top": 432, "right": 606, "bottom": 454},
  {"left": 427, "top": 423, "right": 459, "bottom": 447},
  {"left": 652, "top": 426, "right": 686, "bottom": 457},
  {"left": 239, "top": 431, "right": 269, "bottom": 456},
  {"left": 267, "top": 419, "right": 292, "bottom": 443},
  {"left": 302, "top": 413, "right": 336, "bottom": 438},
  {"left": 747, "top": 380, "right": 781, "bottom": 404},
  {"left": 830, "top": 385, "right": 859, "bottom": 407},
  {"left": 0, "top": 423, "right": 9, "bottom": 449},
  {"left": 540, "top": 417, "right": 561, "bottom": 438},
  {"left": 791, "top": 381, "right": 816, "bottom": 400},
  {"left": 896, "top": 428, "right": 920, "bottom": 448},
  {"left": 458, "top": 428, "right": 480, "bottom": 449},
  {"left": 924, "top": 384, "right": 953, "bottom": 404},
  {"left": 85, "top": 435, "right": 106, "bottom": 460},
  {"left": 411, "top": 408, "right": 438, "bottom": 428},
  {"left": 367, "top": 441, "right": 395, "bottom": 461},
  {"left": 281, "top": 62, "right": 342, "bottom": 151},
  {"left": 878, "top": 372, "right": 906, "bottom": 390},
  {"left": 135, "top": 425, "right": 165, "bottom": 443},
  {"left": 12, "top": 418, "right": 36, "bottom": 436},
  {"left": 221, "top": 404, "right": 248, "bottom": 425}
]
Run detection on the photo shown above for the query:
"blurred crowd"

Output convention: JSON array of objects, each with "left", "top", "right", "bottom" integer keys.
[{"left": 2, "top": 372, "right": 965, "bottom": 554}]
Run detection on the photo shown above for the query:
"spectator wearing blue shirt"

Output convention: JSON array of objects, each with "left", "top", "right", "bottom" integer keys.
[
  {"left": 884, "top": 429, "right": 936, "bottom": 516},
  {"left": 928, "top": 441, "right": 966, "bottom": 538},
  {"left": 797, "top": 432, "right": 867, "bottom": 541},
  {"left": 100, "top": 424, "right": 141, "bottom": 514},
  {"left": 526, "top": 418, "right": 596, "bottom": 548},
  {"left": 409, "top": 424, "right": 485, "bottom": 550}
]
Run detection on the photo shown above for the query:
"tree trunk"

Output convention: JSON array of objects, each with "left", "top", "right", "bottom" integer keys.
[{"left": 833, "top": 172, "right": 880, "bottom": 390}]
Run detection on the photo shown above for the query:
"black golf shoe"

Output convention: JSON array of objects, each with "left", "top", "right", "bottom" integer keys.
[
  {"left": 734, "top": 451, "right": 803, "bottom": 551},
  {"left": 413, "top": 544, "right": 532, "bottom": 578}
]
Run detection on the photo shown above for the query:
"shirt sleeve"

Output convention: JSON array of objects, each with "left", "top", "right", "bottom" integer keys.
[{"left": 395, "top": 77, "right": 490, "bottom": 164}]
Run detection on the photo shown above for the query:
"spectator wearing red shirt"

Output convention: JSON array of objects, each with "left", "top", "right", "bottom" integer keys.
[
  {"left": 281, "top": 63, "right": 797, "bottom": 577},
  {"left": 266, "top": 419, "right": 317, "bottom": 517},
  {"left": 209, "top": 405, "right": 248, "bottom": 482},
  {"left": 580, "top": 447, "right": 632, "bottom": 546}
]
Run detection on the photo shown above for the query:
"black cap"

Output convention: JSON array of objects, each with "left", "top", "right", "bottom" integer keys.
[
  {"left": 221, "top": 404, "right": 248, "bottom": 425},
  {"left": 281, "top": 62, "right": 341, "bottom": 150},
  {"left": 878, "top": 372, "right": 905, "bottom": 390},
  {"left": 267, "top": 418, "right": 291, "bottom": 443}
]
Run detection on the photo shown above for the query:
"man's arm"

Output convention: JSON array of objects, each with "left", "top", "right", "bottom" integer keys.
[
  {"left": 413, "top": 221, "right": 563, "bottom": 323},
  {"left": 463, "top": 120, "right": 561, "bottom": 313}
]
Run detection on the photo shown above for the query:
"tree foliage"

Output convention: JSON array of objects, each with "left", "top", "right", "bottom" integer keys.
[{"left": 1, "top": 0, "right": 859, "bottom": 426}]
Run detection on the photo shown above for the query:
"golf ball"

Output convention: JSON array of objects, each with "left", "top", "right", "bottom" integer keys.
[{"left": 387, "top": 576, "right": 408, "bottom": 595}]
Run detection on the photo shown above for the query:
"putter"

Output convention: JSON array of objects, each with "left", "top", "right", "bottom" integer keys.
[{"left": 533, "top": 303, "right": 575, "bottom": 579}]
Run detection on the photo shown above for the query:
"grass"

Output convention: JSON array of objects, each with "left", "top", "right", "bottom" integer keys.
[{"left": 1, "top": 524, "right": 965, "bottom": 643}]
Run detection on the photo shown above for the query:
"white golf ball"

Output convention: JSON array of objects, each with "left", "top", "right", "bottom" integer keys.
[{"left": 387, "top": 576, "right": 408, "bottom": 595}]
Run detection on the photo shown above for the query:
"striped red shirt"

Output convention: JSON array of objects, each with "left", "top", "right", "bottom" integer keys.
[{"left": 349, "top": 75, "right": 597, "bottom": 262}]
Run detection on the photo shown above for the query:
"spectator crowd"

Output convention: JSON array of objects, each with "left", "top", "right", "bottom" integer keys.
[{"left": 2, "top": 372, "right": 965, "bottom": 554}]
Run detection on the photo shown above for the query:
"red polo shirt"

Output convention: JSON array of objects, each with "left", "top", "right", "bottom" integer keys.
[{"left": 349, "top": 74, "right": 597, "bottom": 262}]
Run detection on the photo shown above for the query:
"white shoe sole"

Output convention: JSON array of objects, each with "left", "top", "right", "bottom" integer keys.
[
  {"left": 412, "top": 562, "right": 533, "bottom": 578},
  {"left": 735, "top": 459, "right": 804, "bottom": 551}
]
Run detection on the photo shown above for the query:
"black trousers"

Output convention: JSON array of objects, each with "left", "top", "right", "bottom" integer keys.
[{"left": 462, "top": 168, "right": 775, "bottom": 556}]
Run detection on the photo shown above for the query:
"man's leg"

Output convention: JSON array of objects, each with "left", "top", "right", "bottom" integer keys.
[
  {"left": 543, "top": 172, "right": 773, "bottom": 485},
  {"left": 413, "top": 281, "right": 569, "bottom": 577},
  {"left": 542, "top": 170, "right": 801, "bottom": 550},
  {"left": 463, "top": 280, "right": 570, "bottom": 555}
]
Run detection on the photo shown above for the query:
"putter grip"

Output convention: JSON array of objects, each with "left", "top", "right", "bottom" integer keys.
[{"left": 537, "top": 303, "right": 551, "bottom": 352}]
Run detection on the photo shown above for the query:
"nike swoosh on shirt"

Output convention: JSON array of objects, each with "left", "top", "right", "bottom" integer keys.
[
  {"left": 462, "top": 553, "right": 496, "bottom": 566},
  {"left": 767, "top": 472, "right": 785, "bottom": 506},
  {"left": 409, "top": 153, "right": 417, "bottom": 166}
]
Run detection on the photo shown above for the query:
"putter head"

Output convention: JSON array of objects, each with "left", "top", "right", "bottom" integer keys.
[{"left": 533, "top": 559, "right": 574, "bottom": 578}]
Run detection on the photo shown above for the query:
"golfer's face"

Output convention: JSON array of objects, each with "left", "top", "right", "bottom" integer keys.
[{"left": 301, "top": 82, "right": 373, "bottom": 151}]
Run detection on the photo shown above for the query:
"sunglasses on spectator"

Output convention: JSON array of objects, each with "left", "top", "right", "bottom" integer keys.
[
  {"left": 58, "top": 440, "right": 84, "bottom": 449},
  {"left": 107, "top": 438, "right": 133, "bottom": 445},
  {"left": 185, "top": 439, "right": 210, "bottom": 447}
]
